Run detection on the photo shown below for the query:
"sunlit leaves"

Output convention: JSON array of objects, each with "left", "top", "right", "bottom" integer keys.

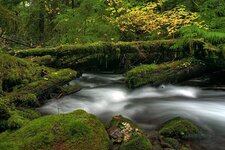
[{"left": 106, "top": 0, "right": 205, "bottom": 38}]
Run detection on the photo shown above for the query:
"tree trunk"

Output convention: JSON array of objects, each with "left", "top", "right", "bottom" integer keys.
[{"left": 39, "top": 1, "right": 45, "bottom": 44}]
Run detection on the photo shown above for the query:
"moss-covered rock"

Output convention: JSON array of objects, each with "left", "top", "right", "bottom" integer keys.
[
  {"left": 0, "top": 110, "right": 110, "bottom": 150},
  {"left": 162, "top": 137, "right": 180, "bottom": 149},
  {"left": 120, "top": 135, "right": 152, "bottom": 150},
  {"left": 0, "top": 53, "right": 54, "bottom": 93},
  {"left": 125, "top": 57, "right": 215, "bottom": 88},
  {"left": 159, "top": 117, "right": 204, "bottom": 140},
  {"left": 108, "top": 115, "right": 152, "bottom": 150}
]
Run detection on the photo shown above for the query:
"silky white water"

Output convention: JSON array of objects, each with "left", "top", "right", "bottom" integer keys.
[{"left": 38, "top": 73, "right": 225, "bottom": 150}]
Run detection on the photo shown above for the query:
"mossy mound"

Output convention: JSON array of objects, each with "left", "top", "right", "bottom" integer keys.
[
  {"left": 159, "top": 117, "right": 204, "bottom": 140},
  {"left": 0, "top": 54, "right": 54, "bottom": 94},
  {"left": 0, "top": 110, "right": 109, "bottom": 150},
  {"left": 0, "top": 108, "right": 41, "bottom": 132},
  {"left": 120, "top": 135, "right": 152, "bottom": 150},
  {"left": 108, "top": 115, "right": 152, "bottom": 150},
  {"left": 162, "top": 137, "right": 180, "bottom": 149},
  {"left": 125, "top": 57, "right": 215, "bottom": 88}
]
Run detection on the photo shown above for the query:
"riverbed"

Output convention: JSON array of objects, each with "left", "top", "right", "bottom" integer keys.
[{"left": 38, "top": 73, "right": 225, "bottom": 150}]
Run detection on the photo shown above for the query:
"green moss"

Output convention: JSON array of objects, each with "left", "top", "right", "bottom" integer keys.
[
  {"left": 120, "top": 136, "right": 152, "bottom": 150},
  {"left": 58, "top": 85, "right": 81, "bottom": 95},
  {"left": 0, "top": 53, "right": 55, "bottom": 93},
  {"left": 0, "top": 107, "right": 41, "bottom": 132},
  {"left": 8, "top": 94, "right": 38, "bottom": 107},
  {"left": 162, "top": 137, "right": 180, "bottom": 149},
  {"left": 0, "top": 110, "right": 109, "bottom": 150},
  {"left": 7, "top": 68, "right": 77, "bottom": 107},
  {"left": 0, "top": 100, "right": 10, "bottom": 119},
  {"left": 125, "top": 57, "right": 214, "bottom": 88},
  {"left": 16, "top": 108, "right": 41, "bottom": 120},
  {"left": 26, "top": 55, "right": 56, "bottom": 66},
  {"left": 159, "top": 117, "right": 204, "bottom": 140},
  {"left": 14, "top": 40, "right": 178, "bottom": 70},
  {"left": 7, "top": 111, "right": 29, "bottom": 130}
]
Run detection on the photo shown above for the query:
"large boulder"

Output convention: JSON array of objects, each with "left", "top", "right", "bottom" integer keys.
[
  {"left": 159, "top": 117, "right": 204, "bottom": 140},
  {"left": 108, "top": 115, "right": 152, "bottom": 150},
  {"left": 0, "top": 110, "right": 109, "bottom": 150}
]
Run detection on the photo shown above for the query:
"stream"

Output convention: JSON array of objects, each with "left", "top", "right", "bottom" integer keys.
[{"left": 38, "top": 73, "right": 225, "bottom": 150}]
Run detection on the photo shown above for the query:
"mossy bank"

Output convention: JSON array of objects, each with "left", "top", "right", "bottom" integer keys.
[{"left": 0, "top": 110, "right": 109, "bottom": 150}]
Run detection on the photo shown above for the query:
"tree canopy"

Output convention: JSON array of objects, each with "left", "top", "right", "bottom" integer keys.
[{"left": 0, "top": 0, "right": 224, "bottom": 46}]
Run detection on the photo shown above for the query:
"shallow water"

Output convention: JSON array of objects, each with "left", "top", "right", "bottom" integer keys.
[{"left": 38, "top": 73, "right": 225, "bottom": 150}]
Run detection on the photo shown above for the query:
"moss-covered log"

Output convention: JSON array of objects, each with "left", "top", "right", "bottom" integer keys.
[
  {"left": 0, "top": 54, "right": 78, "bottom": 132},
  {"left": 5, "top": 68, "right": 77, "bottom": 107},
  {"left": 14, "top": 40, "right": 185, "bottom": 71},
  {"left": 125, "top": 57, "right": 217, "bottom": 88},
  {"left": 0, "top": 110, "right": 110, "bottom": 150}
]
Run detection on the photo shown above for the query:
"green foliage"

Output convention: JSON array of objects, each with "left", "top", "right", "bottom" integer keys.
[
  {"left": 172, "top": 26, "right": 225, "bottom": 50},
  {"left": 52, "top": 0, "right": 120, "bottom": 44},
  {"left": 162, "top": 0, "right": 225, "bottom": 32},
  {"left": 0, "top": 110, "right": 109, "bottom": 150},
  {"left": 180, "top": 26, "right": 225, "bottom": 45},
  {"left": 199, "top": 0, "right": 225, "bottom": 32},
  {"left": 1, "top": 0, "right": 225, "bottom": 44}
]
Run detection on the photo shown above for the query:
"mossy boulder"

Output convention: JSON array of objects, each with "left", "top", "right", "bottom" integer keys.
[
  {"left": 125, "top": 57, "right": 215, "bottom": 88},
  {"left": 0, "top": 53, "right": 54, "bottom": 93},
  {"left": 159, "top": 117, "right": 204, "bottom": 140},
  {"left": 0, "top": 110, "right": 110, "bottom": 150},
  {"left": 120, "top": 135, "right": 152, "bottom": 150},
  {"left": 162, "top": 137, "right": 180, "bottom": 149},
  {"left": 108, "top": 115, "right": 152, "bottom": 150}
]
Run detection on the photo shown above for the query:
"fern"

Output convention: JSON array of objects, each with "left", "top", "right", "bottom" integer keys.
[{"left": 172, "top": 26, "right": 225, "bottom": 50}]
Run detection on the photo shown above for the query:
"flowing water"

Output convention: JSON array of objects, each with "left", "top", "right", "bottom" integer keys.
[{"left": 38, "top": 73, "right": 225, "bottom": 150}]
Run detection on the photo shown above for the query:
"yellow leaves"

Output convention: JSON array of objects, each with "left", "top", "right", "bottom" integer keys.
[{"left": 106, "top": 0, "right": 205, "bottom": 37}]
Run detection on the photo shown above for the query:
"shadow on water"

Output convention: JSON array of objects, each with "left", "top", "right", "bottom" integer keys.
[{"left": 38, "top": 73, "right": 225, "bottom": 150}]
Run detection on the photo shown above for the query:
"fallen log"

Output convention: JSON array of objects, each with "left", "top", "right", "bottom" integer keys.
[
  {"left": 14, "top": 40, "right": 184, "bottom": 71},
  {"left": 125, "top": 57, "right": 218, "bottom": 88}
]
